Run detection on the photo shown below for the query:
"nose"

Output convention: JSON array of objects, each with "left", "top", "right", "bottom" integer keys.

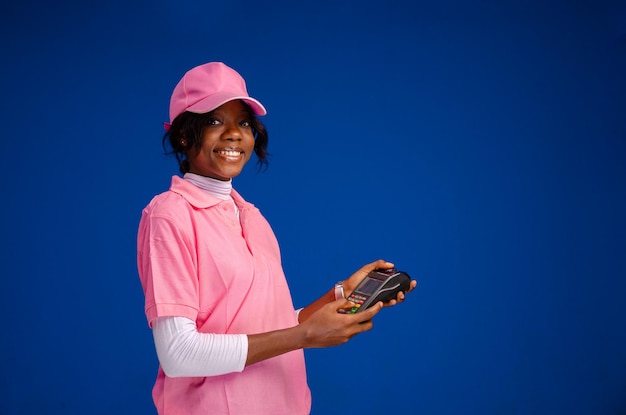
[{"left": 222, "top": 121, "right": 242, "bottom": 141}]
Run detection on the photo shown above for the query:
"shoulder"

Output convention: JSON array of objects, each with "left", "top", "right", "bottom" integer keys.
[
  {"left": 143, "top": 189, "right": 189, "bottom": 219},
  {"left": 142, "top": 175, "right": 220, "bottom": 221},
  {"left": 139, "top": 188, "right": 200, "bottom": 240}
]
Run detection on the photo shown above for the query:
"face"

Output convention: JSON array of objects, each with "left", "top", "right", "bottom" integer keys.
[{"left": 187, "top": 100, "right": 256, "bottom": 181}]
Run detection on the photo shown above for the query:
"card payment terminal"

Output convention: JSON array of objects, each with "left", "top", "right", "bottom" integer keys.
[{"left": 338, "top": 268, "right": 412, "bottom": 314}]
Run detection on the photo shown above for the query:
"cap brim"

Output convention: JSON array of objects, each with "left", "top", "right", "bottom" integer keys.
[{"left": 185, "top": 91, "right": 267, "bottom": 117}]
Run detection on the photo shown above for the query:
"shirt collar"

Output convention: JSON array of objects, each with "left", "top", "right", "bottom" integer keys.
[{"left": 169, "top": 175, "right": 254, "bottom": 211}]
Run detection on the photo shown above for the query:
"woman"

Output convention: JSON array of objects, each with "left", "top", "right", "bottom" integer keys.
[{"left": 137, "top": 62, "right": 416, "bottom": 414}]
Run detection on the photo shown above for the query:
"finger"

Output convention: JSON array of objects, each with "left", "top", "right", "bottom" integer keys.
[
  {"left": 355, "top": 301, "right": 382, "bottom": 322},
  {"left": 331, "top": 298, "right": 354, "bottom": 311},
  {"left": 382, "top": 299, "right": 397, "bottom": 308},
  {"left": 369, "top": 259, "right": 394, "bottom": 271},
  {"left": 357, "top": 319, "right": 374, "bottom": 332},
  {"left": 357, "top": 260, "right": 393, "bottom": 276}
]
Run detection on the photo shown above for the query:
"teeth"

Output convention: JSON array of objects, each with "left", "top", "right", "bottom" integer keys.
[{"left": 219, "top": 150, "right": 241, "bottom": 156}]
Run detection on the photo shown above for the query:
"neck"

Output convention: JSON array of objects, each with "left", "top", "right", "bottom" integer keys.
[{"left": 183, "top": 173, "right": 232, "bottom": 200}]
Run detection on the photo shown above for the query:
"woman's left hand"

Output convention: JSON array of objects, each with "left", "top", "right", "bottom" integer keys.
[
  {"left": 343, "top": 259, "right": 418, "bottom": 307},
  {"left": 381, "top": 278, "right": 418, "bottom": 308}
]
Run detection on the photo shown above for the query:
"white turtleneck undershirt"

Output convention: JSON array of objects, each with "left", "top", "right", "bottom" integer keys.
[{"left": 183, "top": 172, "right": 240, "bottom": 217}]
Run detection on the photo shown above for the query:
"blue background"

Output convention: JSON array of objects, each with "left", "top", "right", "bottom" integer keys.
[{"left": 1, "top": 0, "right": 625, "bottom": 414}]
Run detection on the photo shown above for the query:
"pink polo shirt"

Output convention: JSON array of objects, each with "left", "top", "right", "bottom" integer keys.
[{"left": 137, "top": 176, "right": 311, "bottom": 415}]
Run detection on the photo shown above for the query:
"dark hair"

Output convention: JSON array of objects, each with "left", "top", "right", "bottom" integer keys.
[{"left": 162, "top": 100, "right": 269, "bottom": 174}]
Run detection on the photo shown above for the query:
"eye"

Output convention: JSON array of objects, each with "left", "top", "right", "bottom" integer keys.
[
  {"left": 207, "top": 118, "right": 221, "bottom": 126},
  {"left": 240, "top": 120, "right": 251, "bottom": 128}
]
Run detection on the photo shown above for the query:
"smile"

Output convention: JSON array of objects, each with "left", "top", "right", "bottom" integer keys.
[{"left": 217, "top": 150, "right": 243, "bottom": 157}]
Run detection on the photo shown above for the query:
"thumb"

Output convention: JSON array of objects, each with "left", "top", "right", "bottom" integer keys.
[{"left": 332, "top": 298, "right": 356, "bottom": 312}]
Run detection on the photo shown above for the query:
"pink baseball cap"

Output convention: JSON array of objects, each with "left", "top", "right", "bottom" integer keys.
[{"left": 167, "top": 62, "right": 267, "bottom": 126}]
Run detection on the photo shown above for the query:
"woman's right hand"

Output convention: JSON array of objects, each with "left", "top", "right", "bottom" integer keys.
[
  {"left": 297, "top": 298, "right": 383, "bottom": 348},
  {"left": 246, "top": 291, "right": 383, "bottom": 366}
]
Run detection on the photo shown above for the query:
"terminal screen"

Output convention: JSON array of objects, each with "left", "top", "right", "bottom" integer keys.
[{"left": 356, "top": 277, "right": 384, "bottom": 295}]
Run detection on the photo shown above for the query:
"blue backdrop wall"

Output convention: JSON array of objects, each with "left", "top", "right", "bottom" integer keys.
[{"left": 1, "top": 1, "right": 625, "bottom": 414}]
